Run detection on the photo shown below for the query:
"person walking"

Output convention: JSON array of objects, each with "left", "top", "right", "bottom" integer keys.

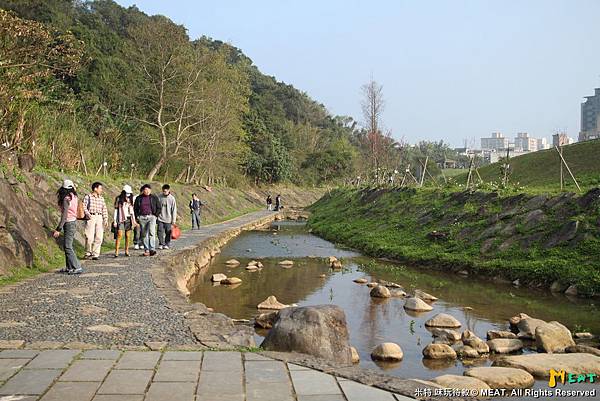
[
  {"left": 266, "top": 195, "right": 273, "bottom": 211},
  {"left": 275, "top": 194, "right": 282, "bottom": 211},
  {"left": 157, "top": 184, "right": 177, "bottom": 249},
  {"left": 113, "top": 184, "right": 136, "bottom": 258},
  {"left": 52, "top": 179, "right": 83, "bottom": 275},
  {"left": 189, "top": 193, "right": 203, "bottom": 229},
  {"left": 83, "top": 182, "right": 108, "bottom": 260},
  {"left": 132, "top": 186, "right": 143, "bottom": 250},
  {"left": 134, "top": 184, "right": 160, "bottom": 256}
]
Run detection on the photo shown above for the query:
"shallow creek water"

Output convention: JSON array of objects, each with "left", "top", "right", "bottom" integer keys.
[{"left": 189, "top": 221, "right": 599, "bottom": 390}]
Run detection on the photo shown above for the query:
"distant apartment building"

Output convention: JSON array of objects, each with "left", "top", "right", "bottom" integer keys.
[
  {"left": 579, "top": 88, "right": 600, "bottom": 142},
  {"left": 552, "top": 132, "right": 575, "bottom": 147},
  {"left": 481, "top": 132, "right": 509, "bottom": 151},
  {"left": 514, "top": 132, "right": 538, "bottom": 152},
  {"left": 537, "top": 137, "right": 550, "bottom": 150}
]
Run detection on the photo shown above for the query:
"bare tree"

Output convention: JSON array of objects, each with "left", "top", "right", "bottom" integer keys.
[
  {"left": 127, "top": 16, "right": 209, "bottom": 180},
  {"left": 361, "top": 78, "right": 385, "bottom": 172}
]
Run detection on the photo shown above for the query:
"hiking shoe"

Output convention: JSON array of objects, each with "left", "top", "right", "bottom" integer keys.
[
  {"left": 163, "top": 245, "right": 170, "bottom": 250},
  {"left": 69, "top": 268, "right": 84, "bottom": 275},
  {"left": 57, "top": 268, "right": 69, "bottom": 274},
  {"left": 149, "top": 250, "right": 157, "bottom": 256},
  {"left": 91, "top": 256, "right": 99, "bottom": 261},
  {"left": 134, "top": 244, "right": 140, "bottom": 250},
  {"left": 158, "top": 245, "right": 164, "bottom": 250},
  {"left": 143, "top": 251, "right": 150, "bottom": 257}
]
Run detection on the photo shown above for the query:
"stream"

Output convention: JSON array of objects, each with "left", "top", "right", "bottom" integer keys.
[{"left": 189, "top": 221, "right": 599, "bottom": 392}]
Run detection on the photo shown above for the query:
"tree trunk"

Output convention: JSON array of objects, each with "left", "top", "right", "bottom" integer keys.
[{"left": 147, "top": 155, "right": 166, "bottom": 181}]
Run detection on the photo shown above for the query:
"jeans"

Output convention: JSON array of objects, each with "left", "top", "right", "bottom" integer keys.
[
  {"left": 158, "top": 221, "right": 172, "bottom": 246},
  {"left": 191, "top": 210, "right": 201, "bottom": 229},
  {"left": 139, "top": 215, "right": 157, "bottom": 251},
  {"left": 133, "top": 224, "right": 141, "bottom": 246},
  {"left": 84, "top": 214, "right": 104, "bottom": 257},
  {"left": 63, "top": 221, "right": 82, "bottom": 271}
]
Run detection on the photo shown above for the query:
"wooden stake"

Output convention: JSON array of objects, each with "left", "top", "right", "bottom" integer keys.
[
  {"left": 559, "top": 145, "right": 564, "bottom": 191},
  {"left": 419, "top": 156, "right": 428, "bottom": 187},
  {"left": 554, "top": 146, "right": 581, "bottom": 192}
]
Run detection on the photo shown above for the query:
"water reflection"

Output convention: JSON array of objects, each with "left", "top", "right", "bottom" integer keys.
[{"left": 189, "top": 221, "right": 600, "bottom": 382}]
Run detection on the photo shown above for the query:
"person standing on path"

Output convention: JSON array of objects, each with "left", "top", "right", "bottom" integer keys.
[
  {"left": 113, "top": 184, "right": 136, "bottom": 258},
  {"left": 83, "top": 182, "right": 108, "bottom": 260},
  {"left": 189, "top": 193, "right": 204, "bottom": 229},
  {"left": 266, "top": 195, "right": 273, "bottom": 211},
  {"left": 132, "top": 186, "right": 143, "bottom": 250},
  {"left": 52, "top": 179, "right": 84, "bottom": 274},
  {"left": 157, "top": 184, "right": 177, "bottom": 249},
  {"left": 275, "top": 194, "right": 282, "bottom": 211},
  {"left": 134, "top": 184, "right": 160, "bottom": 256}
]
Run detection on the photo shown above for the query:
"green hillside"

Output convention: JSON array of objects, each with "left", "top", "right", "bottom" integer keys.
[{"left": 460, "top": 139, "right": 600, "bottom": 191}]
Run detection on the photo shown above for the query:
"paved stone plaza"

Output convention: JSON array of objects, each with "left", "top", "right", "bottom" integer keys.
[{"left": 0, "top": 349, "right": 412, "bottom": 401}]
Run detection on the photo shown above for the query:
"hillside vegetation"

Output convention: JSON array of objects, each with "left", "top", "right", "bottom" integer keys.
[
  {"left": 309, "top": 187, "right": 600, "bottom": 296},
  {"left": 457, "top": 139, "right": 600, "bottom": 191}
]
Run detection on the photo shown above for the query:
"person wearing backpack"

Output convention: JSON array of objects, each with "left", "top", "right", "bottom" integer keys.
[
  {"left": 189, "top": 193, "right": 204, "bottom": 229},
  {"left": 83, "top": 182, "right": 108, "bottom": 260},
  {"left": 52, "top": 179, "right": 83, "bottom": 275}
]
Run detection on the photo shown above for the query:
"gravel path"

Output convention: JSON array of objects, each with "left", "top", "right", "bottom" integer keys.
[{"left": 0, "top": 211, "right": 274, "bottom": 346}]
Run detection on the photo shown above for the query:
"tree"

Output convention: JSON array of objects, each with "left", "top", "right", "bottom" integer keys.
[
  {"left": 127, "top": 16, "right": 208, "bottom": 180},
  {"left": 361, "top": 78, "right": 385, "bottom": 172},
  {"left": 0, "top": 9, "right": 83, "bottom": 152}
]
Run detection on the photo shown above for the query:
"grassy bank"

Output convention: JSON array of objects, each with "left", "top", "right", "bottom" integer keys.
[{"left": 308, "top": 187, "right": 600, "bottom": 296}]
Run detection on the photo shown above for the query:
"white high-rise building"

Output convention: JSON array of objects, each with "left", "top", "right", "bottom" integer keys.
[{"left": 481, "top": 132, "right": 509, "bottom": 151}]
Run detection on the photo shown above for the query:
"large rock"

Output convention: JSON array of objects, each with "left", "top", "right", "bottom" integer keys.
[
  {"left": 278, "top": 260, "right": 294, "bottom": 266},
  {"left": 431, "top": 328, "right": 461, "bottom": 343},
  {"left": 545, "top": 221, "right": 578, "bottom": 248},
  {"left": 564, "top": 285, "right": 578, "bottom": 296},
  {"left": 455, "top": 345, "right": 480, "bottom": 358},
  {"left": 493, "top": 353, "right": 600, "bottom": 378},
  {"left": 565, "top": 345, "right": 600, "bottom": 357},
  {"left": 389, "top": 288, "right": 407, "bottom": 297},
  {"left": 423, "top": 343, "right": 457, "bottom": 359},
  {"left": 370, "top": 285, "right": 391, "bottom": 298},
  {"left": 350, "top": 346, "right": 360, "bottom": 363},
  {"left": 464, "top": 367, "right": 534, "bottom": 389},
  {"left": 261, "top": 305, "right": 352, "bottom": 364},
  {"left": 220, "top": 277, "right": 242, "bottom": 285},
  {"left": 535, "top": 321, "right": 575, "bottom": 353},
  {"left": 425, "top": 313, "right": 462, "bottom": 328},
  {"left": 254, "top": 311, "right": 278, "bottom": 329},
  {"left": 487, "top": 330, "right": 517, "bottom": 340},
  {"left": 463, "top": 337, "right": 490, "bottom": 354},
  {"left": 404, "top": 297, "right": 433, "bottom": 312},
  {"left": 414, "top": 289, "right": 438, "bottom": 302},
  {"left": 257, "top": 296, "right": 289, "bottom": 310},
  {"left": 371, "top": 342, "right": 403, "bottom": 361},
  {"left": 516, "top": 315, "right": 546, "bottom": 339},
  {"left": 432, "top": 375, "right": 490, "bottom": 392},
  {"left": 487, "top": 339, "right": 523, "bottom": 354},
  {"left": 225, "top": 259, "right": 240, "bottom": 266}
]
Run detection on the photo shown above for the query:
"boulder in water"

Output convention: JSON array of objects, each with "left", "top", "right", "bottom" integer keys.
[
  {"left": 353, "top": 278, "right": 368, "bottom": 284},
  {"left": 404, "top": 297, "right": 433, "bottom": 312},
  {"left": 487, "top": 330, "right": 517, "bottom": 340},
  {"left": 366, "top": 282, "right": 378, "bottom": 288},
  {"left": 211, "top": 273, "right": 227, "bottom": 282},
  {"left": 350, "top": 346, "right": 360, "bottom": 363},
  {"left": 278, "top": 260, "right": 294, "bottom": 266},
  {"left": 432, "top": 375, "right": 490, "bottom": 392},
  {"left": 487, "top": 338, "right": 523, "bottom": 354},
  {"left": 425, "top": 313, "right": 461, "bottom": 328},
  {"left": 371, "top": 342, "right": 403, "bottom": 361},
  {"left": 414, "top": 289, "right": 438, "bottom": 302},
  {"left": 455, "top": 345, "right": 479, "bottom": 358},
  {"left": 261, "top": 305, "right": 352, "bottom": 364},
  {"left": 565, "top": 345, "right": 600, "bottom": 357},
  {"left": 221, "top": 277, "right": 242, "bottom": 285},
  {"left": 245, "top": 265, "right": 259, "bottom": 271},
  {"left": 534, "top": 321, "right": 575, "bottom": 353},
  {"left": 247, "top": 260, "right": 259, "bottom": 266},
  {"left": 370, "top": 285, "right": 391, "bottom": 298},
  {"left": 257, "top": 295, "right": 289, "bottom": 310},
  {"left": 225, "top": 259, "right": 240, "bottom": 266},
  {"left": 431, "top": 328, "right": 461, "bottom": 343},
  {"left": 423, "top": 343, "right": 457, "bottom": 359},
  {"left": 516, "top": 315, "right": 546, "bottom": 339},
  {"left": 463, "top": 336, "right": 490, "bottom": 354},
  {"left": 465, "top": 366, "right": 534, "bottom": 389},
  {"left": 493, "top": 353, "right": 600, "bottom": 378},
  {"left": 331, "top": 260, "right": 343, "bottom": 269},
  {"left": 389, "top": 288, "right": 407, "bottom": 297}
]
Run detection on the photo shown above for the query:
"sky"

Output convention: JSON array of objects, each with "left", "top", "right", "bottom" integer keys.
[{"left": 116, "top": 0, "right": 600, "bottom": 147}]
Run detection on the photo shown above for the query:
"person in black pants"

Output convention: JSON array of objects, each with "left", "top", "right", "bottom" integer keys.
[{"left": 189, "top": 193, "right": 204, "bottom": 229}]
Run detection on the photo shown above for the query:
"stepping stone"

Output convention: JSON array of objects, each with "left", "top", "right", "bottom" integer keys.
[
  {"left": 432, "top": 374, "right": 490, "bottom": 392},
  {"left": 493, "top": 353, "right": 600, "bottom": 378},
  {"left": 464, "top": 366, "right": 534, "bottom": 389}
]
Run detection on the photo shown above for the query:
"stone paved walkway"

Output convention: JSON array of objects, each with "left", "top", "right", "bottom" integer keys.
[
  {"left": 0, "top": 349, "right": 413, "bottom": 401},
  {"left": 0, "top": 211, "right": 275, "bottom": 346}
]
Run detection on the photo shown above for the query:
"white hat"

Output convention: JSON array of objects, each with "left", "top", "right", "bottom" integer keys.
[
  {"left": 123, "top": 184, "right": 133, "bottom": 194},
  {"left": 62, "top": 179, "right": 75, "bottom": 189}
]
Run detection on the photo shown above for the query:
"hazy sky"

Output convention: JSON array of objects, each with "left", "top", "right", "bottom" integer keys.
[{"left": 116, "top": 0, "right": 600, "bottom": 146}]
